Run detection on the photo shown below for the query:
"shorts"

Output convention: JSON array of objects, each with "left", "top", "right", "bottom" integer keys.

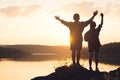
[
  {"left": 70, "top": 39, "right": 82, "bottom": 50},
  {"left": 88, "top": 42, "right": 101, "bottom": 52}
]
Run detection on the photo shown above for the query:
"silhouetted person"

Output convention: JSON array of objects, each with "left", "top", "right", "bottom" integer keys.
[
  {"left": 86, "top": 13, "right": 104, "bottom": 71},
  {"left": 55, "top": 11, "right": 98, "bottom": 65}
]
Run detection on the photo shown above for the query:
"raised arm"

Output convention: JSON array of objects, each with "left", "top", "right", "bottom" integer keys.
[
  {"left": 55, "top": 16, "right": 61, "bottom": 21},
  {"left": 89, "top": 10, "right": 98, "bottom": 22},
  {"left": 100, "top": 13, "right": 104, "bottom": 26},
  {"left": 96, "top": 13, "right": 104, "bottom": 31},
  {"left": 55, "top": 16, "right": 71, "bottom": 27},
  {"left": 83, "top": 10, "right": 98, "bottom": 27}
]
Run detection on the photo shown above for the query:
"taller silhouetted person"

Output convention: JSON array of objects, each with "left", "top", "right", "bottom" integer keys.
[{"left": 55, "top": 11, "right": 98, "bottom": 65}]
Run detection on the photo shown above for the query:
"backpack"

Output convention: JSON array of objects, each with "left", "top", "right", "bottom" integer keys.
[{"left": 84, "top": 31, "right": 90, "bottom": 42}]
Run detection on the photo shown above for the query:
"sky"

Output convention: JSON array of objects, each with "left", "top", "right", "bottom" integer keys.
[{"left": 0, "top": 0, "right": 120, "bottom": 46}]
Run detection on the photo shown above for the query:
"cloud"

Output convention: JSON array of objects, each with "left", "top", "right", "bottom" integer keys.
[
  {"left": 21, "top": 5, "right": 41, "bottom": 16},
  {"left": 52, "top": 1, "right": 120, "bottom": 18},
  {"left": 0, "top": 6, "right": 21, "bottom": 18},
  {"left": 0, "top": 5, "right": 41, "bottom": 18},
  {"left": 103, "top": 3, "right": 120, "bottom": 18},
  {"left": 52, "top": 2, "right": 98, "bottom": 17}
]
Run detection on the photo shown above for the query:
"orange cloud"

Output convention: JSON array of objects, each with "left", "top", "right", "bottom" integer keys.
[
  {"left": 103, "top": 3, "right": 120, "bottom": 18},
  {"left": 0, "top": 5, "right": 41, "bottom": 18},
  {"left": 0, "top": 6, "right": 21, "bottom": 18},
  {"left": 52, "top": 2, "right": 120, "bottom": 18},
  {"left": 52, "top": 2, "right": 98, "bottom": 17},
  {"left": 21, "top": 5, "right": 41, "bottom": 16}
]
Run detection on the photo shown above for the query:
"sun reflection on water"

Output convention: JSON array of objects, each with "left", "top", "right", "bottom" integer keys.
[
  {"left": 0, "top": 60, "right": 119, "bottom": 80},
  {"left": 53, "top": 59, "right": 119, "bottom": 72}
]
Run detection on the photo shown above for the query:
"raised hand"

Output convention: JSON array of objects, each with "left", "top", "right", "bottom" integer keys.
[
  {"left": 55, "top": 16, "right": 60, "bottom": 20},
  {"left": 100, "top": 13, "right": 104, "bottom": 17},
  {"left": 93, "top": 10, "right": 98, "bottom": 16},
  {"left": 100, "top": 13, "right": 103, "bottom": 26}
]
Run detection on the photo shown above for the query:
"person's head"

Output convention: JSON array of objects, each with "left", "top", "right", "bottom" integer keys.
[
  {"left": 90, "top": 21, "right": 96, "bottom": 30},
  {"left": 73, "top": 13, "right": 80, "bottom": 21}
]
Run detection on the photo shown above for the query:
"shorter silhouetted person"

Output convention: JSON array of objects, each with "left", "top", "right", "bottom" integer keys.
[
  {"left": 84, "top": 13, "right": 103, "bottom": 71},
  {"left": 55, "top": 11, "right": 98, "bottom": 65}
]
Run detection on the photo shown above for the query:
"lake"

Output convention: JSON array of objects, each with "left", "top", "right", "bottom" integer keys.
[{"left": 0, "top": 59, "right": 119, "bottom": 80}]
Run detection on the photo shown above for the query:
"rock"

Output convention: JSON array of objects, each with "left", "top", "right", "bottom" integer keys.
[
  {"left": 109, "top": 67, "right": 120, "bottom": 78},
  {"left": 31, "top": 64, "right": 119, "bottom": 80}
]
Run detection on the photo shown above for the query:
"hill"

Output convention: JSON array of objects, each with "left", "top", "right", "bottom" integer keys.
[
  {"left": 0, "top": 47, "right": 28, "bottom": 60},
  {"left": 81, "top": 42, "right": 120, "bottom": 65},
  {"left": 0, "top": 42, "right": 120, "bottom": 65},
  {"left": 4, "top": 45, "right": 70, "bottom": 53},
  {"left": 99, "top": 42, "right": 120, "bottom": 65}
]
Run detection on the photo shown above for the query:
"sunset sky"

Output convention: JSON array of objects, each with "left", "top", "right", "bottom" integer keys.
[{"left": 0, "top": 0, "right": 120, "bottom": 46}]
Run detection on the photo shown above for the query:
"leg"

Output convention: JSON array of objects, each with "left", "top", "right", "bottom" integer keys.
[
  {"left": 89, "top": 52, "right": 93, "bottom": 70},
  {"left": 95, "top": 51, "right": 99, "bottom": 71},
  {"left": 72, "top": 50, "right": 75, "bottom": 64},
  {"left": 77, "top": 50, "right": 80, "bottom": 65},
  {"left": 76, "top": 42, "right": 82, "bottom": 65}
]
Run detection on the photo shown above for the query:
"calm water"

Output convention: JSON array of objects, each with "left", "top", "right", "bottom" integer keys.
[{"left": 0, "top": 59, "right": 119, "bottom": 80}]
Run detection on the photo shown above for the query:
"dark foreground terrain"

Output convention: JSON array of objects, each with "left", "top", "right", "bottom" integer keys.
[{"left": 31, "top": 64, "right": 120, "bottom": 80}]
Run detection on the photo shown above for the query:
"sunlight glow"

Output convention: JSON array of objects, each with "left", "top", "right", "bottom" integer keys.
[
  {"left": 66, "top": 58, "right": 73, "bottom": 67},
  {"left": 0, "top": 0, "right": 120, "bottom": 46},
  {"left": 0, "top": 60, "right": 119, "bottom": 80}
]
